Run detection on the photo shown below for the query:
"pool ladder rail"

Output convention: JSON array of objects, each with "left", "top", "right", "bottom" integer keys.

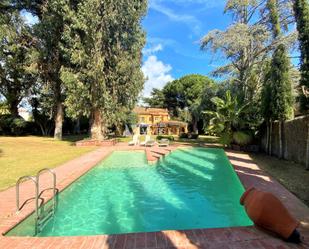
[{"left": 16, "top": 168, "right": 58, "bottom": 235}]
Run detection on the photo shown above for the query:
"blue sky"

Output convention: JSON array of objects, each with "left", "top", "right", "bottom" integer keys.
[{"left": 141, "top": 0, "right": 229, "bottom": 96}]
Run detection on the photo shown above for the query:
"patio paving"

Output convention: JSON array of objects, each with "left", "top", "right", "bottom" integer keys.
[{"left": 0, "top": 144, "right": 308, "bottom": 248}]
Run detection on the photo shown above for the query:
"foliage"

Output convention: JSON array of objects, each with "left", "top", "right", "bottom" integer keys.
[
  {"left": 61, "top": 0, "right": 147, "bottom": 140},
  {"left": 268, "top": 44, "right": 294, "bottom": 120},
  {"left": 233, "top": 131, "right": 253, "bottom": 146},
  {"left": 144, "top": 74, "right": 216, "bottom": 133},
  {"left": 143, "top": 88, "right": 165, "bottom": 107},
  {"left": 156, "top": 135, "right": 174, "bottom": 141},
  {"left": 294, "top": 0, "right": 309, "bottom": 111},
  {"left": 0, "top": 8, "right": 37, "bottom": 116},
  {"left": 201, "top": 0, "right": 296, "bottom": 104},
  {"left": 262, "top": 0, "right": 294, "bottom": 121},
  {"left": 178, "top": 133, "right": 199, "bottom": 139},
  {"left": 34, "top": 0, "right": 67, "bottom": 140},
  {"left": 0, "top": 114, "right": 27, "bottom": 135},
  {"left": 204, "top": 90, "right": 256, "bottom": 146}
]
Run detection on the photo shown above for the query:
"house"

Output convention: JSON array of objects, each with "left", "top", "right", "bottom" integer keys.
[{"left": 133, "top": 107, "right": 188, "bottom": 135}]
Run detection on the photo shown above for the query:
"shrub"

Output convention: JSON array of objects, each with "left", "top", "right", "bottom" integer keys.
[
  {"left": 219, "top": 132, "right": 233, "bottom": 147},
  {"left": 189, "top": 133, "right": 199, "bottom": 139},
  {"left": 0, "top": 115, "right": 27, "bottom": 135},
  {"left": 179, "top": 133, "right": 199, "bottom": 139},
  {"left": 179, "top": 133, "right": 189, "bottom": 139},
  {"left": 157, "top": 135, "right": 174, "bottom": 141},
  {"left": 233, "top": 131, "right": 253, "bottom": 146}
]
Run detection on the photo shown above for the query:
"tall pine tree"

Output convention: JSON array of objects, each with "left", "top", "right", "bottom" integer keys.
[
  {"left": 294, "top": 0, "right": 309, "bottom": 111},
  {"left": 61, "top": 0, "right": 146, "bottom": 140}
]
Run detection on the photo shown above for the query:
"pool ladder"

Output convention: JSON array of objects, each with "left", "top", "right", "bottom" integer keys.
[{"left": 16, "top": 168, "right": 57, "bottom": 235}]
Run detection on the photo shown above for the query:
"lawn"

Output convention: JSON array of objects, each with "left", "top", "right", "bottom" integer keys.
[
  {"left": 251, "top": 153, "right": 309, "bottom": 207},
  {"left": 0, "top": 136, "right": 95, "bottom": 191}
]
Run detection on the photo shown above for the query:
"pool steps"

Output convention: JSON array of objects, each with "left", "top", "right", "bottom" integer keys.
[{"left": 146, "top": 147, "right": 177, "bottom": 164}]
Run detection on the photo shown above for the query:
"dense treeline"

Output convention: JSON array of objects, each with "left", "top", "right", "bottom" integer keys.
[
  {"left": 0, "top": 0, "right": 146, "bottom": 139},
  {"left": 145, "top": 0, "right": 309, "bottom": 148},
  {"left": 1, "top": 0, "right": 309, "bottom": 144}
]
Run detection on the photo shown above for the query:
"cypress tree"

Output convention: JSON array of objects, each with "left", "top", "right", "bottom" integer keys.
[
  {"left": 294, "top": 0, "right": 309, "bottom": 111},
  {"left": 268, "top": 44, "right": 294, "bottom": 120},
  {"left": 262, "top": 0, "right": 294, "bottom": 156},
  {"left": 262, "top": 0, "right": 294, "bottom": 121}
]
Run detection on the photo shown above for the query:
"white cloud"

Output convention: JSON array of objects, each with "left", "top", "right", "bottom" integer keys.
[
  {"left": 20, "top": 10, "right": 39, "bottom": 26},
  {"left": 142, "top": 55, "right": 174, "bottom": 97},
  {"left": 143, "top": 44, "right": 163, "bottom": 56},
  {"left": 149, "top": 0, "right": 202, "bottom": 35}
]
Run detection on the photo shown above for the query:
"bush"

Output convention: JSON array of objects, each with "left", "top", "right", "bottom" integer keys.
[
  {"left": 157, "top": 135, "right": 174, "bottom": 141},
  {"left": 189, "top": 133, "right": 199, "bottom": 139},
  {"left": 179, "top": 133, "right": 199, "bottom": 139},
  {"left": 0, "top": 115, "right": 27, "bottom": 135},
  {"left": 219, "top": 132, "right": 233, "bottom": 146},
  {"left": 233, "top": 131, "right": 252, "bottom": 146},
  {"left": 179, "top": 133, "right": 189, "bottom": 139}
]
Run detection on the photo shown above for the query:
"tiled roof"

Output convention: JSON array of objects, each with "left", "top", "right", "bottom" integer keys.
[{"left": 133, "top": 107, "right": 169, "bottom": 115}]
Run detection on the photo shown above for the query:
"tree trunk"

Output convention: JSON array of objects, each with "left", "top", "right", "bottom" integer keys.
[
  {"left": 192, "top": 118, "right": 198, "bottom": 134},
  {"left": 278, "top": 121, "right": 283, "bottom": 159},
  {"left": 54, "top": 102, "right": 64, "bottom": 140},
  {"left": 9, "top": 99, "right": 19, "bottom": 117},
  {"left": 115, "top": 124, "right": 123, "bottom": 136},
  {"left": 269, "top": 121, "right": 272, "bottom": 156},
  {"left": 266, "top": 122, "right": 269, "bottom": 153},
  {"left": 74, "top": 118, "right": 80, "bottom": 134},
  {"left": 90, "top": 108, "right": 105, "bottom": 140},
  {"left": 306, "top": 124, "right": 309, "bottom": 170}
]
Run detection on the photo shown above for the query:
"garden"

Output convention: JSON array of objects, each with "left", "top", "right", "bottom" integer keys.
[{"left": 0, "top": 0, "right": 309, "bottom": 247}]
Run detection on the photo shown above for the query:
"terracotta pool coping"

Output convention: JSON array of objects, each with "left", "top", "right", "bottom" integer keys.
[{"left": 0, "top": 144, "right": 308, "bottom": 248}]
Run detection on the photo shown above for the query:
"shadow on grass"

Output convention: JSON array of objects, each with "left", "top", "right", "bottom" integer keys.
[{"left": 62, "top": 134, "right": 90, "bottom": 143}]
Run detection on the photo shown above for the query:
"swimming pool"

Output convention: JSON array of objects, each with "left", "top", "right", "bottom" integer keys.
[{"left": 6, "top": 148, "right": 252, "bottom": 237}]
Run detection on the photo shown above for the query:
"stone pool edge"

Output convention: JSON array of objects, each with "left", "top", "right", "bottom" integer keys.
[{"left": 0, "top": 144, "right": 308, "bottom": 249}]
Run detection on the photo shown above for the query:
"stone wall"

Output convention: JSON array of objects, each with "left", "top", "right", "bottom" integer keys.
[{"left": 260, "top": 115, "right": 309, "bottom": 168}]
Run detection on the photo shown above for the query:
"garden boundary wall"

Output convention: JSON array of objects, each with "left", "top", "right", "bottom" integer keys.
[{"left": 260, "top": 115, "right": 309, "bottom": 168}]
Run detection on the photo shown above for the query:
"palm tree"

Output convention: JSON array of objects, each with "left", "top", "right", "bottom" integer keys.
[{"left": 204, "top": 90, "right": 253, "bottom": 146}]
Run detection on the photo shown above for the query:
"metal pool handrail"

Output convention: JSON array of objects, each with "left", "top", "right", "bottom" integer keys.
[
  {"left": 37, "top": 168, "right": 57, "bottom": 214},
  {"left": 16, "top": 175, "right": 38, "bottom": 213},
  {"left": 15, "top": 168, "right": 57, "bottom": 235}
]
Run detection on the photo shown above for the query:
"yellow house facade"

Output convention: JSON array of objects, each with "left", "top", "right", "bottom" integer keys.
[{"left": 133, "top": 107, "right": 188, "bottom": 135}]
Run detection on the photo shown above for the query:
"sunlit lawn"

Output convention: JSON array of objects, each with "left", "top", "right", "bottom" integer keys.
[
  {"left": 251, "top": 153, "right": 309, "bottom": 207},
  {"left": 0, "top": 136, "right": 95, "bottom": 191}
]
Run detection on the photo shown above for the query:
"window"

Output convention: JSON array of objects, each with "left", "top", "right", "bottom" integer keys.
[{"left": 140, "top": 117, "right": 145, "bottom": 122}]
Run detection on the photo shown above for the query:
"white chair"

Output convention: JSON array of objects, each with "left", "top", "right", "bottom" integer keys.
[
  {"left": 158, "top": 138, "right": 169, "bottom": 147},
  {"left": 140, "top": 135, "right": 151, "bottom": 146},
  {"left": 128, "top": 134, "right": 139, "bottom": 146},
  {"left": 140, "top": 135, "right": 156, "bottom": 147}
]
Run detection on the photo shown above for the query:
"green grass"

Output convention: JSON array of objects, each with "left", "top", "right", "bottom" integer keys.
[
  {"left": 174, "top": 135, "right": 220, "bottom": 145},
  {"left": 0, "top": 136, "right": 95, "bottom": 191},
  {"left": 250, "top": 153, "right": 309, "bottom": 207}
]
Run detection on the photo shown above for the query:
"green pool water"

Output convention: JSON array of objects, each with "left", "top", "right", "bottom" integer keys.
[{"left": 7, "top": 148, "right": 252, "bottom": 237}]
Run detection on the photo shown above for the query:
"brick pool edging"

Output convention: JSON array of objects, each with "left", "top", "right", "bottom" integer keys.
[{"left": 0, "top": 145, "right": 308, "bottom": 249}]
